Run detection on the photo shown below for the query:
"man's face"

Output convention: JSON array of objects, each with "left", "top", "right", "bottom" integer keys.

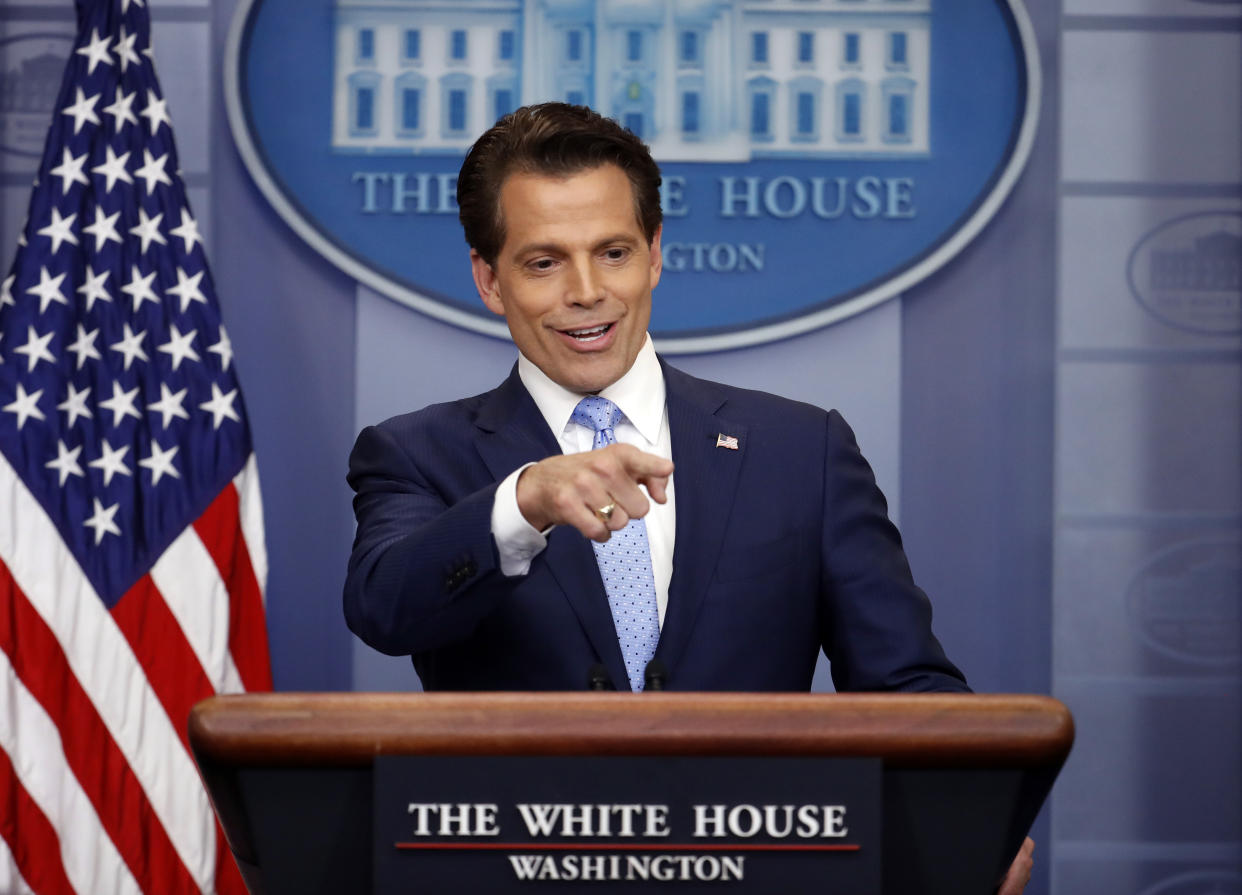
[{"left": 471, "top": 164, "right": 662, "bottom": 394}]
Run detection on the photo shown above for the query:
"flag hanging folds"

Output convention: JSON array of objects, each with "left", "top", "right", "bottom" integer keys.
[{"left": 0, "top": 1, "right": 272, "bottom": 892}]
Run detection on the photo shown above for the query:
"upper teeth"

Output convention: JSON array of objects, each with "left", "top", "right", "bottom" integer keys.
[{"left": 569, "top": 325, "right": 608, "bottom": 337}]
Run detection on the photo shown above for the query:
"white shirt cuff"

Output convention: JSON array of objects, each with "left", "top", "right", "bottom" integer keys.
[{"left": 491, "top": 462, "right": 549, "bottom": 577}]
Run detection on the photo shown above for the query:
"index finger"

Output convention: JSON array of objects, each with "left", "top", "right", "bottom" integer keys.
[{"left": 612, "top": 444, "right": 674, "bottom": 502}]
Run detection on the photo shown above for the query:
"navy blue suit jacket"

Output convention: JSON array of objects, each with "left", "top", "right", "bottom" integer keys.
[{"left": 344, "top": 360, "right": 967, "bottom": 693}]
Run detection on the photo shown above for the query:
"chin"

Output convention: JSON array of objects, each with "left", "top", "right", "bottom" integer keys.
[{"left": 560, "top": 364, "right": 623, "bottom": 395}]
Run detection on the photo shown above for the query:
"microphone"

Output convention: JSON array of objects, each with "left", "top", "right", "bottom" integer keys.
[
  {"left": 643, "top": 659, "right": 668, "bottom": 691},
  {"left": 586, "top": 663, "right": 615, "bottom": 691}
]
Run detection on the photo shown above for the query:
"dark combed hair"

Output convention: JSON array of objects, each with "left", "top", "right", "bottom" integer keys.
[{"left": 457, "top": 103, "right": 663, "bottom": 266}]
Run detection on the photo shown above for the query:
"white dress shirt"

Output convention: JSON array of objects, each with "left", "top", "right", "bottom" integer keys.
[{"left": 490, "top": 335, "right": 676, "bottom": 625}]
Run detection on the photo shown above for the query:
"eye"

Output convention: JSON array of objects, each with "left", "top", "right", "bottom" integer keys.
[
  {"left": 528, "top": 257, "right": 557, "bottom": 272},
  {"left": 602, "top": 246, "right": 630, "bottom": 262}
]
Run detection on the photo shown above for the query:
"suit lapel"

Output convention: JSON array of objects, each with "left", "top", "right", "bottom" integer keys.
[
  {"left": 657, "top": 362, "right": 747, "bottom": 680},
  {"left": 473, "top": 367, "right": 629, "bottom": 689}
]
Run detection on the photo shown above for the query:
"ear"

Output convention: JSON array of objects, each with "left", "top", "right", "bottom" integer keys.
[
  {"left": 648, "top": 225, "right": 663, "bottom": 292},
  {"left": 471, "top": 250, "right": 505, "bottom": 317}
]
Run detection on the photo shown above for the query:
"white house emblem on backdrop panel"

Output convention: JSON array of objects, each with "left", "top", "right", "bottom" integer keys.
[{"left": 227, "top": 0, "right": 1039, "bottom": 351}]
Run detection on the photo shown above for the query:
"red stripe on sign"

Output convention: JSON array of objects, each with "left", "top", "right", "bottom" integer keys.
[
  {"left": 111, "top": 576, "right": 214, "bottom": 754},
  {"left": 0, "top": 747, "right": 75, "bottom": 895},
  {"left": 394, "top": 841, "right": 862, "bottom": 852},
  {"left": 0, "top": 562, "right": 200, "bottom": 895},
  {"left": 193, "top": 484, "right": 273, "bottom": 691}
]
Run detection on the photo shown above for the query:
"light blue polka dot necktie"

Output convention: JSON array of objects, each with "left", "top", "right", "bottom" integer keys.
[{"left": 571, "top": 396, "right": 660, "bottom": 692}]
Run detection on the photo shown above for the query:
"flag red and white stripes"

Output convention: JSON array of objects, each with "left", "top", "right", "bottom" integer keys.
[{"left": 0, "top": 1, "right": 272, "bottom": 891}]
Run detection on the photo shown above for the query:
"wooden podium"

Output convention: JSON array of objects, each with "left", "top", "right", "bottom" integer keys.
[{"left": 189, "top": 692, "right": 1073, "bottom": 895}]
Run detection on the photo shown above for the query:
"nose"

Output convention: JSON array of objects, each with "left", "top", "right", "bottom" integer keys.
[{"left": 567, "top": 257, "right": 605, "bottom": 307}]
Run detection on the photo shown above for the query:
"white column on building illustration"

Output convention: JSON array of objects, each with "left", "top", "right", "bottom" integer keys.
[
  {"left": 658, "top": 1, "right": 674, "bottom": 141},
  {"left": 594, "top": 0, "right": 606, "bottom": 110}
]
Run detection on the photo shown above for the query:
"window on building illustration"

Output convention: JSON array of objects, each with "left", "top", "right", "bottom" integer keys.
[
  {"left": 889, "top": 32, "right": 908, "bottom": 67},
  {"left": 401, "top": 88, "right": 421, "bottom": 132},
  {"left": 494, "top": 88, "right": 514, "bottom": 121},
  {"left": 750, "top": 91, "right": 770, "bottom": 137},
  {"left": 357, "top": 28, "right": 374, "bottom": 63},
  {"left": 796, "top": 92, "right": 815, "bottom": 136},
  {"left": 355, "top": 86, "right": 374, "bottom": 131},
  {"left": 567, "top": 29, "right": 582, "bottom": 62},
  {"left": 448, "top": 88, "right": 467, "bottom": 132},
  {"left": 751, "top": 32, "right": 768, "bottom": 65},
  {"left": 840, "top": 89, "right": 863, "bottom": 139},
  {"left": 404, "top": 29, "right": 421, "bottom": 62},
  {"left": 882, "top": 77, "right": 913, "bottom": 143},
  {"left": 450, "top": 29, "right": 468, "bottom": 61},
  {"left": 680, "top": 30, "right": 698, "bottom": 65},
  {"left": 499, "top": 30, "right": 515, "bottom": 61},
  {"left": 682, "top": 91, "right": 700, "bottom": 135},
  {"left": 624, "top": 112, "right": 643, "bottom": 138},
  {"left": 627, "top": 30, "right": 643, "bottom": 62},
  {"left": 797, "top": 32, "right": 814, "bottom": 64},
  {"left": 843, "top": 32, "right": 860, "bottom": 66},
  {"left": 888, "top": 93, "right": 908, "bottom": 138},
  {"left": 567, "top": 89, "right": 584, "bottom": 106}
]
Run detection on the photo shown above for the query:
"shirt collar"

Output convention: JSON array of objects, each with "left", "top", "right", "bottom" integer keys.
[{"left": 517, "top": 334, "right": 665, "bottom": 444}]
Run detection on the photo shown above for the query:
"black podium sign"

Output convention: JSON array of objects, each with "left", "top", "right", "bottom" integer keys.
[{"left": 373, "top": 756, "right": 881, "bottom": 893}]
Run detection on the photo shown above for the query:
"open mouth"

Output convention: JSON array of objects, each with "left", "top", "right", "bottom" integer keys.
[{"left": 562, "top": 323, "right": 613, "bottom": 343}]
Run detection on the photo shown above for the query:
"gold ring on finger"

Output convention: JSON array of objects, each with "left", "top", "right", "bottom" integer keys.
[{"left": 595, "top": 502, "right": 617, "bottom": 524}]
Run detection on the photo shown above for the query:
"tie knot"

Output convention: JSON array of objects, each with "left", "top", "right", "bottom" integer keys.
[{"left": 571, "top": 395, "right": 623, "bottom": 435}]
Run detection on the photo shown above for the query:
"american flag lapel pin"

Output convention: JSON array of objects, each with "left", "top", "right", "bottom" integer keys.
[{"left": 716, "top": 433, "right": 739, "bottom": 450}]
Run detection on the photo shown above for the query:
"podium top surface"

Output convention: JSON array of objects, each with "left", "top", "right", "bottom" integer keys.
[{"left": 189, "top": 692, "right": 1073, "bottom": 770}]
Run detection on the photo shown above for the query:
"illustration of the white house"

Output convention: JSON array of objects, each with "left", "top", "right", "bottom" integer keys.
[{"left": 331, "top": 0, "right": 931, "bottom": 160}]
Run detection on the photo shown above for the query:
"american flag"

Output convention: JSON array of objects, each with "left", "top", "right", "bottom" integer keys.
[{"left": 0, "top": 1, "right": 271, "bottom": 892}]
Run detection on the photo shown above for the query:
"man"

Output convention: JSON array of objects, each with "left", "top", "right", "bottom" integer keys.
[
  {"left": 345, "top": 102, "right": 1033, "bottom": 894},
  {"left": 344, "top": 102, "right": 967, "bottom": 696}
]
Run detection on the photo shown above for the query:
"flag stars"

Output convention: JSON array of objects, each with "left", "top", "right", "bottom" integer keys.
[
  {"left": 109, "top": 323, "right": 148, "bottom": 370},
  {"left": 1, "top": 274, "right": 14, "bottom": 309},
  {"left": 37, "top": 208, "right": 79, "bottom": 254},
  {"left": 83, "top": 206, "right": 123, "bottom": 251},
  {"left": 147, "top": 382, "right": 189, "bottom": 429},
  {"left": 45, "top": 440, "right": 85, "bottom": 486},
  {"left": 208, "top": 326, "right": 233, "bottom": 371},
  {"left": 167, "top": 267, "right": 206, "bottom": 312},
  {"left": 122, "top": 0, "right": 146, "bottom": 13},
  {"left": 76, "top": 267, "right": 112, "bottom": 311},
  {"left": 99, "top": 380, "right": 142, "bottom": 428},
  {"left": 26, "top": 266, "right": 69, "bottom": 313},
  {"left": 103, "top": 86, "right": 138, "bottom": 132},
  {"left": 61, "top": 87, "right": 101, "bottom": 134},
  {"left": 139, "top": 441, "right": 180, "bottom": 485},
  {"left": 92, "top": 145, "right": 133, "bottom": 194},
  {"left": 169, "top": 209, "right": 203, "bottom": 254},
  {"left": 83, "top": 498, "right": 122, "bottom": 545},
  {"left": 67, "top": 324, "right": 102, "bottom": 369},
  {"left": 75, "top": 28, "right": 113, "bottom": 75},
  {"left": 113, "top": 27, "right": 142, "bottom": 73},
  {"left": 120, "top": 265, "right": 160, "bottom": 311},
  {"left": 14, "top": 325, "right": 56, "bottom": 371},
  {"left": 133, "top": 149, "right": 172, "bottom": 194},
  {"left": 57, "top": 382, "right": 93, "bottom": 427},
  {"left": 199, "top": 383, "right": 240, "bottom": 430},
  {"left": 89, "top": 439, "right": 132, "bottom": 486},
  {"left": 128, "top": 208, "right": 166, "bottom": 254},
  {"left": 3, "top": 383, "right": 45, "bottom": 430},
  {"left": 49, "top": 148, "right": 89, "bottom": 194},
  {"left": 140, "top": 89, "right": 170, "bottom": 135},
  {"left": 158, "top": 324, "right": 199, "bottom": 371}
]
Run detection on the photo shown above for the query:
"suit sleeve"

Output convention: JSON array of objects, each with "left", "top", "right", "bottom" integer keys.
[
  {"left": 343, "top": 422, "right": 508, "bottom": 656},
  {"left": 818, "top": 410, "right": 970, "bottom": 693}
]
